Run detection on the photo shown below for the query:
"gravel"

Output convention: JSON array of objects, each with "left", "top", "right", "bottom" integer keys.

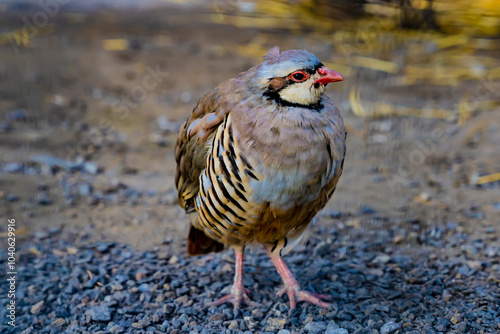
[
  {"left": 380, "top": 321, "right": 400, "bottom": 334},
  {"left": 0, "top": 216, "right": 498, "bottom": 334}
]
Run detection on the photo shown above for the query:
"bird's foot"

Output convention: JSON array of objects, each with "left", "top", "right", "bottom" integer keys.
[
  {"left": 207, "top": 283, "right": 254, "bottom": 310},
  {"left": 277, "top": 283, "right": 331, "bottom": 310}
]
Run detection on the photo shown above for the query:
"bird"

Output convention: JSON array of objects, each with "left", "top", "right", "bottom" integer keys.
[{"left": 175, "top": 46, "right": 346, "bottom": 311}]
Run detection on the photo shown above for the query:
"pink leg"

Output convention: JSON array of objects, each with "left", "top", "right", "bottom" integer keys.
[
  {"left": 266, "top": 246, "right": 331, "bottom": 310},
  {"left": 207, "top": 247, "right": 253, "bottom": 310}
]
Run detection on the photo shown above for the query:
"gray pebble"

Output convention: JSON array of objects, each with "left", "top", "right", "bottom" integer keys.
[
  {"left": 86, "top": 305, "right": 111, "bottom": 321},
  {"left": 83, "top": 162, "right": 99, "bottom": 175},
  {"left": 37, "top": 192, "right": 52, "bottom": 205},
  {"left": 434, "top": 317, "right": 450, "bottom": 331},
  {"left": 380, "top": 321, "right": 400, "bottom": 334},
  {"left": 326, "top": 329, "right": 348, "bottom": 334},
  {"left": 304, "top": 321, "right": 327, "bottom": 333},
  {"left": 7, "top": 109, "right": 27, "bottom": 121},
  {"left": 30, "top": 300, "right": 44, "bottom": 314},
  {"left": 3, "top": 162, "right": 23, "bottom": 173},
  {"left": 0, "top": 121, "right": 13, "bottom": 132},
  {"left": 6, "top": 194, "right": 20, "bottom": 202},
  {"left": 358, "top": 205, "right": 376, "bottom": 215}
]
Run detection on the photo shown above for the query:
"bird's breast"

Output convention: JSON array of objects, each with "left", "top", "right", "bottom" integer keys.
[{"left": 232, "top": 109, "right": 339, "bottom": 211}]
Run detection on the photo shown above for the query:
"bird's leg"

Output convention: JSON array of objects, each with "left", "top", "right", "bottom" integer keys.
[
  {"left": 206, "top": 246, "right": 253, "bottom": 310},
  {"left": 265, "top": 246, "right": 330, "bottom": 310}
]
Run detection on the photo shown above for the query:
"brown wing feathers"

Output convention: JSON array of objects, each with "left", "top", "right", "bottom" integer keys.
[{"left": 175, "top": 88, "right": 228, "bottom": 255}]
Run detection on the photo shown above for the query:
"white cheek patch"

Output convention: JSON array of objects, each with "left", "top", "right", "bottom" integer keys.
[{"left": 278, "top": 78, "right": 325, "bottom": 105}]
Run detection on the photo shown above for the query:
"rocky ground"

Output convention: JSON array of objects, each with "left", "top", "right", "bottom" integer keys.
[
  {"left": 2, "top": 209, "right": 499, "bottom": 333},
  {"left": 0, "top": 1, "right": 499, "bottom": 333}
]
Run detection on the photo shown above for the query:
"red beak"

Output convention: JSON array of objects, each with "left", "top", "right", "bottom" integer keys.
[{"left": 313, "top": 66, "right": 344, "bottom": 86}]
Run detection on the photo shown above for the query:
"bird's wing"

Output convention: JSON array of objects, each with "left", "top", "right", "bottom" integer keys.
[
  {"left": 175, "top": 83, "right": 241, "bottom": 255},
  {"left": 175, "top": 86, "right": 228, "bottom": 213}
]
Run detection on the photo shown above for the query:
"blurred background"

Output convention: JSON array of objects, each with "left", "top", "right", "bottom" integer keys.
[{"left": 0, "top": 0, "right": 499, "bottom": 249}]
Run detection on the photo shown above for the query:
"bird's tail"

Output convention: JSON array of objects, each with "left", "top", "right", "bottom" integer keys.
[{"left": 187, "top": 225, "right": 225, "bottom": 255}]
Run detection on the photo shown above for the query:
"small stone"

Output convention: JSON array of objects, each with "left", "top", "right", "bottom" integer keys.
[
  {"left": 442, "top": 289, "right": 452, "bottom": 302},
  {"left": 380, "top": 321, "right": 400, "bottom": 334},
  {"left": 228, "top": 320, "right": 239, "bottom": 330},
  {"left": 465, "top": 209, "right": 485, "bottom": 219},
  {"left": 368, "top": 134, "right": 388, "bottom": 144},
  {"left": 358, "top": 205, "right": 376, "bottom": 215},
  {"left": 244, "top": 316, "right": 258, "bottom": 330},
  {"left": 159, "top": 189, "right": 177, "bottom": 205},
  {"left": 371, "top": 255, "right": 391, "bottom": 264},
  {"left": 267, "top": 317, "right": 286, "bottom": 331},
  {"left": 135, "top": 270, "right": 148, "bottom": 281},
  {"left": 322, "top": 209, "right": 343, "bottom": 219},
  {"left": 138, "top": 283, "right": 151, "bottom": 292},
  {"left": 6, "top": 194, "right": 19, "bottom": 202},
  {"left": 484, "top": 246, "right": 499, "bottom": 257},
  {"left": 393, "top": 234, "right": 405, "bottom": 244},
  {"left": 251, "top": 309, "right": 264, "bottom": 319},
  {"left": 83, "top": 162, "right": 98, "bottom": 175},
  {"left": 33, "top": 230, "right": 49, "bottom": 239},
  {"left": 77, "top": 183, "right": 93, "bottom": 196},
  {"left": 51, "top": 318, "right": 66, "bottom": 327},
  {"left": 37, "top": 192, "right": 52, "bottom": 205},
  {"left": 434, "top": 317, "right": 450, "bottom": 331},
  {"left": 450, "top": 313, "right": 461, "bottom": 325},
  {"left": 150, "top": 132, "right": 169, "bottom": 147},
  {"left": 221, "top": 263, "right": 232, "bottom": 273},
  {"left": 454, "top": 321, "right": 467, "bottom": 333},
  {"left": 7, "top": 109, "right": 27, "bottom": 121},
  {"left": 86, "top": 305, "right": 111, "bottom": 321},
  {"left": 466, "top": 260, "right": 482, "bottom": 271},
  {"left": 278, "top": 330, "right": 291, "bottom": 334},
  {"left": 304, "top": 321, "right": 327, "bottom": 333},
  {"left": 326, "top": 329, "right": 348, "bottom": 334},
  {"left": 0, "top": 122, "right": 13, "bottom": 133},
  {"left": 169, "top": 255, "right": 179, "bottom": 264},
  {"left": 30, "top": 300, "right": 44, "bottom": 314},
  {"left": 157, "top": 115, "right": 181, "bottom": 132},
  {"left": 336, "top": 310, "right": 352, "bottom": 321},
  {"left": 3, "top": 163, "right": 23, "bottom": 173},
  {"left": 446, "top": 221, "right": 458, "bottom": 230}
]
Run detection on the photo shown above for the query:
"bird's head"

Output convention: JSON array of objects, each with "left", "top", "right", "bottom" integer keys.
[{"left": 254, "top": 46, "right": 343, "bottom": 109}]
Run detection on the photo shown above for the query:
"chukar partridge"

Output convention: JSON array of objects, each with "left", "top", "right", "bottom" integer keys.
[{"left": 175, "top": 47, "right": 346, "bottom": 310}]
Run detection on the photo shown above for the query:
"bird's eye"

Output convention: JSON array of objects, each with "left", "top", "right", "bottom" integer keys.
[{"left": 289, "top": 71, "right": 308, "bottom": 82}]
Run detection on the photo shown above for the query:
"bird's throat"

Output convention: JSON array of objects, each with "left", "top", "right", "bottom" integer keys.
[{"left": 263, "top": 90, "right": 323, "bottom": 111}]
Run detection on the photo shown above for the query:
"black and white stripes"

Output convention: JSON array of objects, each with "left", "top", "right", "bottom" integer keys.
[{"left": 195, "top": 113, "right": 259, "bottom": 242}]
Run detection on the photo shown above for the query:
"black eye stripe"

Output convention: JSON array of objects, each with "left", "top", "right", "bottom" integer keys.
[
  {"left": 285, "top": 62, "right": 324, "bottom": 84},
  {"left": 264, "top": 62, "right": 324, "bottom": 95}
]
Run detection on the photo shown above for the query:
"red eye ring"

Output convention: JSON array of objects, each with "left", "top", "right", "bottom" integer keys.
[{"left": 289, "top": 71, "right": 309, "bottom": 82}]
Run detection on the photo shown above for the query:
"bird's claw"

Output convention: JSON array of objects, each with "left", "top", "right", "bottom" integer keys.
[
  {"left": 206, "top": 284, "right": 256, "bottom": 310},
  {"left": 277, "top": 284, "right": 331, "bottom": 310}
]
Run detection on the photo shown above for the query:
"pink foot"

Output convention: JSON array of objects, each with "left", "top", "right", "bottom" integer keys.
[
  {"left": 266, "top": 247, "right": 331, "bottom": 310},
  {"left": 276, "top": 284, "right": 331, "bottom": 310},
  {"left": 206, "top": 247, "right": 257, "bottom": 310},
  {"left": 206, "top": 283, "right": 253, "bottom": 309}
]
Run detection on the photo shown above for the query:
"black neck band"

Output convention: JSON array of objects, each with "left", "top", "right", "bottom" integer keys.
[{"left": 263, "top": 91, "right": 323, "bottom": 111}]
